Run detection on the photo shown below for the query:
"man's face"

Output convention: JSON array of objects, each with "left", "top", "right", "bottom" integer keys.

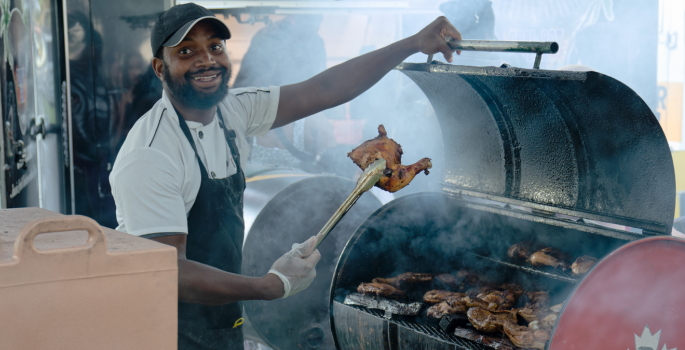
[{"left": 157, "top": 20, "right": 232, "bottom": 110}]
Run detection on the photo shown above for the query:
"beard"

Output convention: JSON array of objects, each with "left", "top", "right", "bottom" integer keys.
[{"left": 163, "top": 61, "right": 231, "bottom": 110}]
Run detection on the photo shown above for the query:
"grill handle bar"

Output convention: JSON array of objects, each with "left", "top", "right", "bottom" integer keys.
[
  {"left": 427, "top": 38, "right": 559, "bottom": 69},
  {"left": 312, "top": 159, "right": 386, "bottom": 251}
]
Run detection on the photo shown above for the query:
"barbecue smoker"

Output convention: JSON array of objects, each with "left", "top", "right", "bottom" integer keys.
[{"left": 329, "top": 61, "right": 679, "bottom": 350}]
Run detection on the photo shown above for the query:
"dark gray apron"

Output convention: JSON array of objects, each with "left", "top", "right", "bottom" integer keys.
[{"left": 171, "top": 109, "right": 246, "bottom": 349}]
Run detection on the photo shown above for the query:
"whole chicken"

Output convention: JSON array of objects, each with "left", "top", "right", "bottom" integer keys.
[{"left": 348, "top": 125, "right": 432, "bottom": 192}]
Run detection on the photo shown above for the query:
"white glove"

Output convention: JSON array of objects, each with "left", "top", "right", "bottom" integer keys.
[{"left": 268, "top": 236, "right": 321, "bottom": 298}]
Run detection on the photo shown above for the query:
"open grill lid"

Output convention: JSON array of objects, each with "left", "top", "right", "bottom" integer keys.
[{"left": 397, "top": 63, "right": 675, "bottom": 235}]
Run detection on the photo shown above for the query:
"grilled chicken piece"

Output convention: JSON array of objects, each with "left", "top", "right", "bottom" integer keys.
[
  {"left": 462, "top": 296, "right": 500, "bottom": 311},
  {"left": 571, "top": 255, "right": 598, "bottom": 275},
  {"left": 426, "top": 296, "right": 467, "bottom": 318},
  {"left": 539, "top": 312, "right": 558, "bottom": 328},
  {"left": 527, "top": 291, "right": 551, "bottom": 307},
  {"left": 423, "top": 290, "right": 466, "bottom": 304},
  {"left": 372, "top": 272, "right": 433, "bottom": 288},
  {"left": 529, "top": 247, "right": 571, "bottom": 270},
  {"left": 508, "top": 241, "right": 535, "bottom": 260},
  {"left": 466, "top": 308, "right": 517, "bottom": 334},
  {"left": 357, "top": 282, "right": 405, "bottom": 299},
  {"left": 477, "top": 290, "right": 518, "bottom": 309},
  {"left": 503, "top": 321, "right": 550, "bottom": 350},
  {"left": 347, "top": 125, "right": 432, "bottom": 193},
  {"left": 516, "top": 291, "right": 551, "bottom": 322},
  {"left": 549, "top": 303, "right": 563, "bottom": 313}
]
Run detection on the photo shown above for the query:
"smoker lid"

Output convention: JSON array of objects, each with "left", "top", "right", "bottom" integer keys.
[
  {"left": 550, "top": 236, "right": 685, "bottom": 350},
  {"left": 397, "top": 63, "right": 675, "bottom": 235}
]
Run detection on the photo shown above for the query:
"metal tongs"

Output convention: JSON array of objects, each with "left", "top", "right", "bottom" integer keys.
[{"left": 314, "top": 159, "right": 386, "bottom": 250}]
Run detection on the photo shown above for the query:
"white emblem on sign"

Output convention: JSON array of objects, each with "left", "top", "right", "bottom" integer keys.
[{"left": 630, "top": 325, "right": 676, "bottom": 350}]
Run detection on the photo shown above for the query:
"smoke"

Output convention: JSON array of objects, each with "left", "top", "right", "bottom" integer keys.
[{"left": 331, "top": 192, "right": 626, "bottom": 308}]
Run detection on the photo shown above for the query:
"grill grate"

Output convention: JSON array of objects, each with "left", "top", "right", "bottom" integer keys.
[
  {"left": 471, "top": 253, "right": 579, "bottom": 284},
  {"left": 343, "top": 303, "right": 494, "bottom": 350}
]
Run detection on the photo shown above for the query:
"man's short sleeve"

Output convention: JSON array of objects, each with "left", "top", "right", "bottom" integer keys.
[
  {"left": 227, "top": 86, "right": 280, "bottom": 137},
  {"left": 110, "top": 148, "right": 188, "bottom": 237}
]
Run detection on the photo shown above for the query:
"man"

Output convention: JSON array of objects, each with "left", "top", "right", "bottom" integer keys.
[{"left": 110, "top": 3, "right": 461, "bottom": 349}]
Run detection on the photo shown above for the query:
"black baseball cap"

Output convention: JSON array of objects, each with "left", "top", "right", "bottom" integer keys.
[{"left": 151, "top": 3, "right": 231, "bottom": 58}]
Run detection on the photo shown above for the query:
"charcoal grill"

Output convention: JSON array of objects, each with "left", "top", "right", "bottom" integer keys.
[{"left": 328, "top": 59, "right": 677, "bottom": 350}]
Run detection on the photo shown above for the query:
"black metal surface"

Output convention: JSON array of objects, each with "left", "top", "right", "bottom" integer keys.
[
  {"left": 329, "top": 192, "right": 626, "bottom": 350},
  {"left": 243, "top": 175, "right": 381, "bottom": 350},
  {"left": 396, "top": 63, "right": 675, "bottom": 235},
  {"left": 335, "top": 302, "right": 490, "bottom": 350}
]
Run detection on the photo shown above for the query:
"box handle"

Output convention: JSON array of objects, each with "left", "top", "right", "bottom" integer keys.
[{"left": 14, "top": 215, "right": 107, "bottom": 259}]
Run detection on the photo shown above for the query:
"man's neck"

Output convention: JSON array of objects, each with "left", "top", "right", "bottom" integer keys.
[{"left": 167, "top": 92, "right": 216, "bottom": 126}]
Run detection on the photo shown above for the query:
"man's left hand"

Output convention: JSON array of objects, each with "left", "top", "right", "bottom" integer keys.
[{"left": 411, "top": 16, "right": 462, "bottom": 63}]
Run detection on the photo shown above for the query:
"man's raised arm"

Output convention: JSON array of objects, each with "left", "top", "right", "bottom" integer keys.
[{"left": 273, "top": 17, "right": 461, "bottom": 128}]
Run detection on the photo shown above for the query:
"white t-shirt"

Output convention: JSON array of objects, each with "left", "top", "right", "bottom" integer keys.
[{"left": 110, "top": 87, "right": 280, "bottom": 237}]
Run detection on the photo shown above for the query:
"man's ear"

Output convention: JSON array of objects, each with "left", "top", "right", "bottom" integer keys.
[{"left": 152, "top": 57, "right": 165, "bottom": 81}]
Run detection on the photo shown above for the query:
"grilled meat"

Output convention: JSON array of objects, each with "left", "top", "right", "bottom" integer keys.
[
  {"left": 477, "top": 290, "right": 518, "bottom": 309},
  {"left": 426, "top": 297, "right": 467, "bottom": 318},
  {"left": 498, "top": 283, "right": 524, "bottom": 295},
  {"left": 508, "top": 241, "right": 534, "bottom": 260},
  {"left": 503, "top": 321, "right": 550, "bottom": 350},
  {"left": 357, "top": 282, "right": 405, "bottom": 299},
  {"left": 467, "top": 308, "right": 517, "bottom": 334},
  {"left": 529, "top": 247, "right": 571, "bottom": 270},
  {"left": 527, "top": 291, "right": 551, "bottom": 307},
  {"left": 549, "top": 303, "right": 563, "bottom": 313},
  {"left": 423, "top": 290, "right": 466, "bottom": 304},
  {"left": 372, "top": 272, "right": 433, "bottom": 288},
  {"left": 516, "top": 291, "right": 551, "bottom": 322},
  {"left": 462, "top": 296, "right": 500, "bottom": 311},
  {"left": 347, "top": 125, "right": 432, "bottom": 193},
  {"left": 571, "top": 255, "right": 598, "bottom": 275},
  {"left": 539, "top": 312, "right": 558, "bottom": 328}
]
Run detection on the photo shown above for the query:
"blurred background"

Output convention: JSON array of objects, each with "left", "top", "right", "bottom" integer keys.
[{"left": 4, "top": 0, "right": 685, "bottom": 225}]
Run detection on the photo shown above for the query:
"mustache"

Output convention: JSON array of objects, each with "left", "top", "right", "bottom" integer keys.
[{"left": 184, "top": 65, "right": 228, "bottom": 81}]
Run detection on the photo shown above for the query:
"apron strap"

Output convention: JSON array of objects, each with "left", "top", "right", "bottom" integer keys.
[
  {"left": 216, "top": 109, "right": 242, "bottom": 173},
  {"left": 171, "top": 107, "right": 242, "bottom": 178},
  {"left": 173, "top": 108, "right": 210, "bottom": 178}
]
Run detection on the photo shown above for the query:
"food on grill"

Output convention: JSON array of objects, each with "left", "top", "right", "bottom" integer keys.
[
  {"left": 423, "top": 290, "right": 466, "bottom": 304},
  {"left": 357, "top": 282, "right": 406, "bottom": 299},
  {"left": 571, "top": 255, "right": 598, "bottom": 275},
  {"left": 467, "top": 308, "right": 517, "bottom": 333},
  {"left": 453, "top": 328, "right": 518, "bottom": 350},
  {"left": 515, "top": 291, "right": 551, "bottom": 322},
  {"left": 347, "top": 125, "right": 432, "bottom": 193},
  {"left": 529, "top": 247, "right": 571, "bottom": 270},
  {"left": 344, "top": 293, "right": 422, "bottom": 316},
  {"left": 427, "top": 297, "right": 468, "bottom": 318},
  {"left": 508, "top": 241, "right": 535, "bottom": 260},
  {"left": 372, "top": 272, "right": 433, "bottom": 288},
  {"left": 477, "top": 289, "right": 518, "bottom": 309},
  {"left": 503, "top": 320, "right": 551, "bottom": 350},
  {"left": 462, "top": 296, "right": 499, "bottom": 311},
  {"left": 549, "top": 303, "right": 563, "bottom": 313},
  {"left": 539, "top": 312, "right": 558, "bottom": 328}
]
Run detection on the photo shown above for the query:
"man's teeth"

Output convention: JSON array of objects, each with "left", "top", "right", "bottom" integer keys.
[{"left": 194, "top": 74, "right": 218, "bottom": 81}]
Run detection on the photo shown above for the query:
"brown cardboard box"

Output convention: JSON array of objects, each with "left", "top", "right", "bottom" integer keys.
[{"left": 0, "top": 208, "right": 177, "bottom": 349}]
